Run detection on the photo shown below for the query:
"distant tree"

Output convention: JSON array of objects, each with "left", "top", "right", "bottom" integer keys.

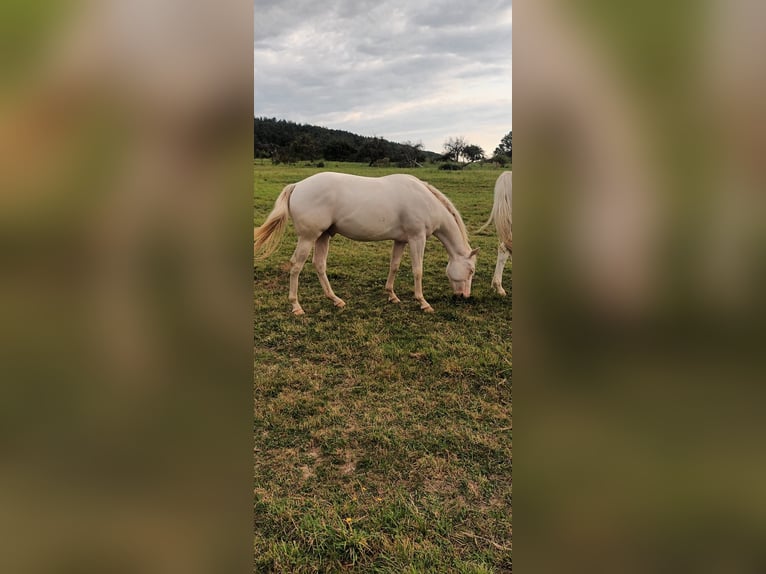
[
  {"left": 289, "top": 134, "right": 318, "bottom": 161},
  {"left": 442, "top": 136, "right": 486, "bottom": 166},
  {"left": 255, "top": 117, "right": 443, "bottom": 164},
  {"left": 358, "top": 137, "right": 387, "bottom": 166},
  {"left": 443, "top": 136, "right": 467, "bottom": 163},
  {"left": 463, "top": 144, "right": 486, "bottom": 164},
  {"left": 493, "top": 130, "right": 512, "bottom": 162},
  {"left": 323, "top": 140, "right": 356, "bottom": 162},
  {"left": 254, "top": 142, "right": 273, "bottom": 159},
  {"left": 398, "top": 140, "right": 425, "bottom": 167},
  {"left": 271, "top": 145, "right": 295, "bottom": 165}
]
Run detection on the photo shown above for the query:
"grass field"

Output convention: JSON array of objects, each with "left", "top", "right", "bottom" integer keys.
[{"left": 254, "top": 161, "right": 512, "bottom": 573}]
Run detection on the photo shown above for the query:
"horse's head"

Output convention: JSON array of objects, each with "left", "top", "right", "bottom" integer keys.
[{"left": 446, "top": 248, "right": 479, "bottom": 298}]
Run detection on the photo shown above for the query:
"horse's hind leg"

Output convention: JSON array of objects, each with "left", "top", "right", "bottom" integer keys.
[
  {"left": 492, "top": 241, "right": 510, "bottom": 296},
  {"left": 288, "top": 237, "right": 314, "bottom": 315},
  {"left": 385, "top": 240, "right": 406, "bottom": 303},
  {"left": 313, "top": 232, "right": 345, "bottom": 309}
]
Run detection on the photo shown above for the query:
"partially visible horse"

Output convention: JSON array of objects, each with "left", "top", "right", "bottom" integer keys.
[
  {"left": 478, "top": 171, "right": 512, "bottom": 296},
  {"left": 254, "top": 172, "right": 479, "bottom": 315}
]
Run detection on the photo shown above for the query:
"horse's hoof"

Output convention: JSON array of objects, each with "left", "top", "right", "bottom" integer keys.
[
  {"left": 497, "top": 289, "right": 507, "bottom": 297},
  {"left": 388, "top": 295, "right": 401, "bottom": 304},
  {"left": 334, "top": 299, "right": 346, "bottom": 308},
  {"left": 422, "top": 305, "right": 434, "bottom": 313},
  {"left": 292, "top": 307, "right": 305, "bottom": 316}
]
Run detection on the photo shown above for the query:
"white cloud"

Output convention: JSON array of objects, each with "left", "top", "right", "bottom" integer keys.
[{"left": 254, "top": 0, "right": 512, "bottom": 153}]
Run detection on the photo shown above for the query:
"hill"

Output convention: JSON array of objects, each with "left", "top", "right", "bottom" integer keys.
[{"left": 254, "top": 117, "right": 442, "bottom": 166}]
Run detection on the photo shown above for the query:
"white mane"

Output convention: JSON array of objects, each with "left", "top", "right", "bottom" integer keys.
[{"left": 423, "top": 181, "right": 470, "bottom": 247}]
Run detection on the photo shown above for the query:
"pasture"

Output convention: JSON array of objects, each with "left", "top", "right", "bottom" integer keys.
[{"left": 254, "top": 162, "right": 512, "bottom": 572}]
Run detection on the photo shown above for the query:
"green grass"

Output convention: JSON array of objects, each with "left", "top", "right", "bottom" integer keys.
[{"left": 254, "top": 161, "right": 511, "bottom": 573}]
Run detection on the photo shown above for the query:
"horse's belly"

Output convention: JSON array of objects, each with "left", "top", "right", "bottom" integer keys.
[{"left": 333, "top": 215, "right": 406, "bottom": 242}]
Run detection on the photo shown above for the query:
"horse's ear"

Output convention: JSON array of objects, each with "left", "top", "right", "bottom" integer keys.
[{"left": 470, "top": 248, "right": 480, "bottom": 257}]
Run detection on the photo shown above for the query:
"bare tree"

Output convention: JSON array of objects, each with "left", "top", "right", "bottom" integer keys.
[
  {"left": 400, "top": 140, "right": 425, "bottom": 167},
  {"left": 443, "top": 136, "right": 467, "bottom": 163},
  {"left": 443, "top": 136, "right": 485, "bottom": 166}
]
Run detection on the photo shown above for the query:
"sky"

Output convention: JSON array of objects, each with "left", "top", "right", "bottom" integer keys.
[{"left": 254, "top": 0, "right": 512, "bottom": 155}]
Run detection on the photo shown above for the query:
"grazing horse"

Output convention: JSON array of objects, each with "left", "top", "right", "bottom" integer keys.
[
  {"left": 254, "top": 172, "right": 479, "bottom": 315},
  {"left": 478, "top": 171, "right": 512, "bottom": 296}
]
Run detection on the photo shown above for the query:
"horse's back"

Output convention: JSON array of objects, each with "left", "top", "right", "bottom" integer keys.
[
  {"left": 288, "top": 172, "right": 435, "bottom": 241},
  {"left": 295, "top": 171, "right": 422, "bottom": 195},
  {"left": 290, "top": 172, "right": 427, "bottom": 211}
]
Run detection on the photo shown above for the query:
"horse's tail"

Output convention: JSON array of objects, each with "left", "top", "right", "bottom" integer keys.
[
  {"left": 253, "top": 183, "right": 295, "bottom": 260},
  {"left": 476, "top": 210, "right": 495, "bottom": 235},
  {"left": 477, "top": 173, "right": 512, "bottom": 250}
]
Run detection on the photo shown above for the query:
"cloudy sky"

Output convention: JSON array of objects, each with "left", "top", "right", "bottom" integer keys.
[{"left": 254, "top": 0, "right": 512, "bottom": 155}]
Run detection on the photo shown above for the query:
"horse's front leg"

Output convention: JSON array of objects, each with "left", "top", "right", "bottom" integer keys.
[
  {"left": 313, "top": 232, "right": 345, "bottom": 308},
  {"left": 288, "top": 237, "right": 314, "bottom": 315},
  {"left": 492, "top": 241, "right": 511, "bottom": 296},
  {"left": 408, "top": 236, "right": 433, "bottom": 312},
  {"left": 385, "top": 240, "right": 406, "bottom": 303}
]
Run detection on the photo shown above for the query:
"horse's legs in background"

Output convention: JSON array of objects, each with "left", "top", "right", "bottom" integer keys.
[
  {"left": 385, "top": 240, "right": 406, "bottom": 303},
  {"left": 313, "top": 232, "right": 345, "bottom": 308},
  {"left": 288, "top": 237, "right": 314, "bottom": 315},
  {"left": 408, "top": 235, "right": 433, "bottom": 312},
  {"left": 492, "top": 241, "right": 511, "bottom": 296}
]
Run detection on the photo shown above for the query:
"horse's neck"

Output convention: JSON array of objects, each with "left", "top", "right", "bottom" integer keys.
[{"left": 434, "top": 211, "right": 469, "bottom": 259}]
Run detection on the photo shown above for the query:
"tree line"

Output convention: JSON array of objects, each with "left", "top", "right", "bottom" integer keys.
[
  {"left": 441, "top": 131, "right": 511, "bottom": 168},
  {"left": 254, "top": 117, "right": 436, "bottom": 166},
  {"left": 254, "top": 117, "right": 511, "bottom": 168}
]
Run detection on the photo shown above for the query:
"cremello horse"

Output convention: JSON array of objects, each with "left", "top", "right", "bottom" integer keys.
[
  {"left": 478, "top": 171, "right": 512, "bottom": 296},
  {"left": 254, "top": 172, "right": 478, "bottom": 315}
]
